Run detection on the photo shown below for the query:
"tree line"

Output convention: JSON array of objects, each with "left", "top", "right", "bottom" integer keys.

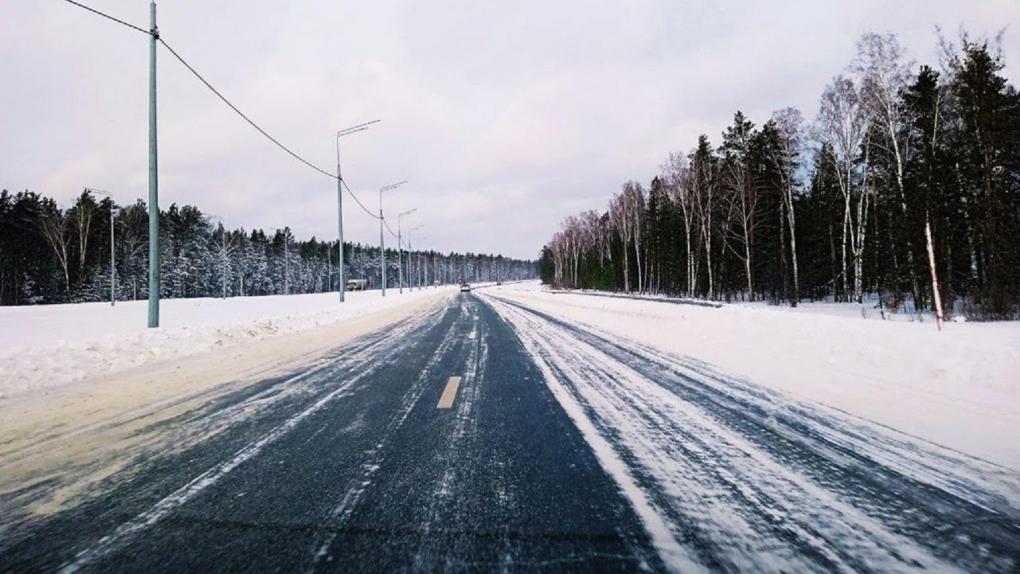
[
  {"left": 0, "top": 189, "right": 535, "bottom": 305},
  {"left": 539, "top": 32, "right": 1020, "bottom": 321}
]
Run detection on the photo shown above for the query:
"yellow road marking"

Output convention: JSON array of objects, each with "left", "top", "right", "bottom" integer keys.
[{"left": 437, "top": 376, "right": 462, "bottom": 409}]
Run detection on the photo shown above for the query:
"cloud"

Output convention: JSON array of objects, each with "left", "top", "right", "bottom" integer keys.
[{"left": 1, "top": 0, "right": 1017, "bottom": 259}]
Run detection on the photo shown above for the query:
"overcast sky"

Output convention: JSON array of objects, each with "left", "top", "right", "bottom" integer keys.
[{"left": 2, "top": 1, "right": 1017, "bottom": 259}]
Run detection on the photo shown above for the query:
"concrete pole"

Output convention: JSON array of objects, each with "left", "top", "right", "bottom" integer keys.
[
  {"left": 379, "top": 193, "right": 386, "bottom": 297},
  {"left": 336, "top": 150, "right": 345, "bottom": 302},
  {"left": 110, "top": 205, "right": 116, "bottom": 306},
  {"left": 147, "top": 0, "right": 160, "bottom": 328},
  {"left": 221, "top": 230, "right": 227, "bottom": 299}
]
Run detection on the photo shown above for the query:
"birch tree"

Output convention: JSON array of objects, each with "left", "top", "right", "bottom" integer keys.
[
  {"left": 817, "top": 76, "right": 870, "bottom": 301},
  {"left": 663, "top": 152, "right": 696, "bottom": 296},
  {"left": 853, "top": 32, "right": 923, "bottom": 306},
  {"left": 770, "top": 107, "right": 803, "bottom": 306}
]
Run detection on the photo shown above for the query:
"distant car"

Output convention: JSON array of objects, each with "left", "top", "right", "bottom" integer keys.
[
  {"left": 459, "top": 283, "right": 471, "bottom": 293},
  {"left": 346, "top": 279, "right": 368, "bottom": 291},
  {"left": 496, "top": 281, "right": 503, "bottom": 286}
]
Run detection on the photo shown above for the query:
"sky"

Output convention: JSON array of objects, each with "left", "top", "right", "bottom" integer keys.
[{"left": 1, "top": 1, "right": 1017, "bottom": 259}]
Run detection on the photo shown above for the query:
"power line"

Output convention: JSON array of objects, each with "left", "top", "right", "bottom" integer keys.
[
  {"left": 158, "top": 37, "right": 338, "bottom": 180},
  {"left": 341, "top": 180, "right": 381, "bottom": 220},
  {"left": 61, "top": 0, "right": 150, "bottom": 35},
  {"left": 61, "top": 0, "right": 399, "bottom": 234}
]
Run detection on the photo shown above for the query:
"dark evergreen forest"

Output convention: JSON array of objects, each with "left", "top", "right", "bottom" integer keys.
[
  {"left": 539, "top": 33, "right": 1020, "bottom": 320},
  {"left": 0, "top": 190, "right": 535, "bottom": 305}
]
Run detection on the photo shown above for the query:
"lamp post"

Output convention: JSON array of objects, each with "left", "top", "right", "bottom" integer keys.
[
  {"left": 86, "top": 188, "right": 118, "bottom": 306},
  {"left": 148, "top": 0, "right": 160, "bottom": 327},
  {"left": 407, "top": 226, "right": 425, "bottom": 290},
  {"left": 336, "top": 120, "right": 379, "bottom": 301},
  {"left": 378, "top": 180, "right": 407, "bottom": 296},
  {"left": 396, "top": 208, "right": 417, "bottom": 294}
]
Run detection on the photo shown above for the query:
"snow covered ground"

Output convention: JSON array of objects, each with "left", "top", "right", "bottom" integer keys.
[
  {"left": 0, "top": 287, "right": 455, "bottom": 399},
  {"left": 479, "top": 286, "right": 1020, "bottom": 571},
  {"left": 487, "top": 281, "right": 1020, "bottom": 469}
]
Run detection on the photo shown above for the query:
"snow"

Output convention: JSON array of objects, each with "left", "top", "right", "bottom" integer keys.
[
  {"left": 0, "top": 287, "right": 456, "bottom": 399},
  {"left": 486, "top": 281, "right": 1020, "bottom": 469},
  {"left": 481, "top": 283, "right": 1020, "bottom": 570}
]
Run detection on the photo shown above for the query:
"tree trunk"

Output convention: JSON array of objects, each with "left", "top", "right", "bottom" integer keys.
[{"left": 924, "top": 210, "right": 944, "bottom": 330}]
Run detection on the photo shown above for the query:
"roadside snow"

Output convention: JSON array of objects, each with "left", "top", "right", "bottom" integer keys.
[
  {"left": 489, "top": 282, "right": 1020, "bottom": 469},
  {"left": 0, "top": 288, "right": 454, "bottom": 399}
]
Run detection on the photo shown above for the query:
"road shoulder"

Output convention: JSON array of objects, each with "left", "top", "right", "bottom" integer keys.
[{"left": 0, "top": 290, "right": 452, "bottom": 521}]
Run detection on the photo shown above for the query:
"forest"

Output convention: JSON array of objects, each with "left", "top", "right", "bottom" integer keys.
[
  {"left": 0, "top": 189, "right": 535, "bottom": 306},
  {"left": 539, "top": 32, "right": 1020, "bottom": 321}
]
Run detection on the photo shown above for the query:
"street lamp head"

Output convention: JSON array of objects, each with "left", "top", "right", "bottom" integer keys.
[
  {"left": 380, "top": 180, "right": 408, "bottom": 193},
  {"left": 398, "top": 208, "right": 417, "bottom": 219},
  {"left": 337, "top": 119, "right": 381, "bottom": 139}
]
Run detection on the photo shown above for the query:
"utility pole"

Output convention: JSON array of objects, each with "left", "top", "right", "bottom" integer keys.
[
  {"left": 336, "top": 148, "right": 344, "bottom": 300},
  {"left": 378, "top": 181, "right": 407, "bottom": 296},
  {"left": 407, "top": 225, "right": 424, "bottom": 291},
  {"left": 147, "top": 0, "right": 160, "bottom": 328},
  {"left": 336, "top": 120, "right": 379, "bottom": 302},
  {"left": 111, "top": 201, "right": 116, "bottom": 305},
  {"left": 396, "top": 209, "right": 417, "bottom": 294},
  {"left": 221, "top": 228, "right": 228, "bottom": 299}
]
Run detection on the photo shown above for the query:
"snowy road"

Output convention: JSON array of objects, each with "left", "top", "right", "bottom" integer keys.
[{"left": 2, "top": 290, "right": 1019, "bottom": 572}]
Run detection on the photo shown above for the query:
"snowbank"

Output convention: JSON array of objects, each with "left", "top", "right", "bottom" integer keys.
[
  {"left": 490, "top": 282, "right": 1020, "bottom": 468},
  {"left": 0, "top": 287, "right": 455, "bottom": 399}
]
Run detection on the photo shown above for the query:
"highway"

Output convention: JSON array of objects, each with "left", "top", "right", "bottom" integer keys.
[{"left": 1, "top": 290, "right": 1019, "bottom": 572}]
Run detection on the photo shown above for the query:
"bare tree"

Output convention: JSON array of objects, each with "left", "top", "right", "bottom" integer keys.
[
  {"left": 36, "top": 203, "right": 72, "bottom": 295},
  {"left": 771, "top": 108, "right": 804, "bottom": 306},
  {"left": 663, "top": 152, "right": 697, "bottom": 297},
  {"left": 608, "top": 193, "right": 632, "bottom": 291},
  {"left": 720, "top": 112, "right": 759, "bottom": 301},
  {"left": 817, "top": 75, "right": 870, "bottom": 302},
  {"left": 623, "top": 182, "right": 647, "bottom": 292},
  {"left": 853, "top": 31, "right": 923, "bottom": 307},
  {"left": 69, "top": 190, "right": 98, "bottom": 275}
]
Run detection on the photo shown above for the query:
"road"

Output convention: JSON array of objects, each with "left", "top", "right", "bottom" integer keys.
[{"left": 2, "top": 290, "right": 1019, "bottom": 572}]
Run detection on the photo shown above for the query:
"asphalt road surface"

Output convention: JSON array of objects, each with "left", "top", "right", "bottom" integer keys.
[{"left": 2, "top": 291, "right": 1019, "bottom": 572}]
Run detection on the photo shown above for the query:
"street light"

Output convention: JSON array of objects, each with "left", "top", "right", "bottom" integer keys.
[
  {"left": 378, "top": 180, "right": 407, "bottom": 296},
  {"left": 407, "top": 225, "right": 426, "bottom": 290},
  {"left": 86, "top": 188, "right": 118, "bottom": 307},
  {"left": 336, "top": 119, "right": 380, "bottom": 302},
  {"left": 396, "top": 208, "right": 417, "bottom": 294}
]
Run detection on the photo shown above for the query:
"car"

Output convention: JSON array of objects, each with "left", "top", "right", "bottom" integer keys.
[
  {"left": 459, "top": 283, "right": 471, "bottom": 292},
  {"left": 345, "top": 278, "right": 368, "bottom": 291},
  {"left": 496, "top": 280, "right": 503, "bottom": 286}
]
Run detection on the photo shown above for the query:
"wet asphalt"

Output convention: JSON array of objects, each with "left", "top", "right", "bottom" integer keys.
[
  {"left": 3, "top": 290, "right": 1020, "bottom": 573},
  {"left": 0, "top": 293, "right": 661, "bottom": 573}
]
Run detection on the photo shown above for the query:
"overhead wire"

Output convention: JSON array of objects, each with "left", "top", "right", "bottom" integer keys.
[
  {"left": 61, "top": 0, "right": 150, "bottom": 35},
  {"left": 61, "top": 0, "right": 391, "bottom": 230},
  {"left": 341, "top": 180, "right": 381, "bottom": 220},
  {"left": 158, "top": 38, "right": 338, "bottom": 180}
]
